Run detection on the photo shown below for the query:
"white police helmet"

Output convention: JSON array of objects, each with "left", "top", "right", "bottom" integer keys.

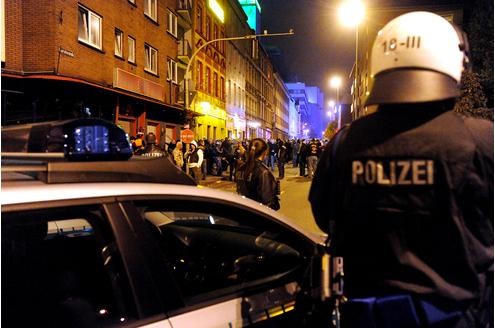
[{"left": 365, "top": 11, "right": 469, "bottom": 105}]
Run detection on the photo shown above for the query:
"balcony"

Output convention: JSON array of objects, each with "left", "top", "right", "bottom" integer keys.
[
  {"left": 178, "top": 39, "right": 192, "bottom": 64},
  {"left": 177, "top": 0, "right": 192, "bottom": 27}
]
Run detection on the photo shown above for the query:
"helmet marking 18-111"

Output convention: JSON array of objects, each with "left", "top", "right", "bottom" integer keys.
[{"left": 365, "top": 11, "right": 469, "bottom": 105}]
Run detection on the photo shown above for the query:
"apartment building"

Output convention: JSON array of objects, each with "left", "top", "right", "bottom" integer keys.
[
  {"left": 2, "top": 0, "right": 188, "bottom": 147},
  {"left": 182, "top": 0, "right": 227, "bottom": 140},
  {"left": 1, "top": 0, "right": 293, "bottom": 142},
  {"left": 272, "top": 71, "right": 290, "bottom": 139}
]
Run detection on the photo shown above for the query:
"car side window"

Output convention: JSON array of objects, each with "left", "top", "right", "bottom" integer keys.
[
  {"left": 1, "top": 206, "right": 137, "bottom": 327},
  {"left": 135, "top": 200, "right": 304, "bottom": 303}
]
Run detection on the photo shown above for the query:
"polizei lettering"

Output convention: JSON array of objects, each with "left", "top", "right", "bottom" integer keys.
[{"left": 352, "top": 160, "right": 434, "bottom": 186}]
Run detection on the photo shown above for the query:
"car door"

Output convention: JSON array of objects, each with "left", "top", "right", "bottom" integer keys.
[
  {"left": 121, "top": 196, "right": 323, "bottom": 328},
  {"left": 1, "top": 200, "right": 174, "bottom": 328}
]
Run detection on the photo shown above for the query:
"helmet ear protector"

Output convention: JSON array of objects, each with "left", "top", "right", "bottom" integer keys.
[{"left": 365, "top": 11, "right": 470, "bottom": 106}]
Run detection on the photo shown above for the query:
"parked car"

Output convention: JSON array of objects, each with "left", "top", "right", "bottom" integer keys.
[{"left": 2, "top": 118, "right": 331, "bottom": 328}]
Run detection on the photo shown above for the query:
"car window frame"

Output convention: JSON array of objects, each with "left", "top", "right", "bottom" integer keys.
[{"left": 116, "top": 194, "right": 317, "bottom": 314}]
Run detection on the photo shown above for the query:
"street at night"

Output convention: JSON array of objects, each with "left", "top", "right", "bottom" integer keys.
[
  {"left": 202, "top": 165, "right": 323, "bottom": 236},
  {"left": 1, "top": 0, "right": 493, "bottom": 327}
]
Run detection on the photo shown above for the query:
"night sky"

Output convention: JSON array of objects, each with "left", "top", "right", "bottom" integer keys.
[{"left": 261, "top": 0, "right": 470, "bottom": 103}]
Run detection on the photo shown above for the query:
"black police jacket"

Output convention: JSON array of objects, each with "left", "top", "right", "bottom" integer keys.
[
  {"left": 309, "top": 106, "right": 493, "bottom": 308},
  {"left": 244, "top": 160, "right": 280, "bottom": 210}
]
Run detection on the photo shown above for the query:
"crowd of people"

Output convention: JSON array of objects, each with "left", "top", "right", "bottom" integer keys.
[{"left": 129, "top": 132, "right": 329, "bottom": 209}]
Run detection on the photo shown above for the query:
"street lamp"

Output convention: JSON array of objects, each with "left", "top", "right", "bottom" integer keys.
[
  {"left": 338, "top": 0, "right": 365, "bottom": 118},
  {"left": 330, "top": 76, "right": 342, "bottom": 128},
  {"left": 183, "top": 30, "right": 295, "bottom": 120}
]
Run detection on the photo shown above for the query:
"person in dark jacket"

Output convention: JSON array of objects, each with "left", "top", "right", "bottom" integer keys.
[
  {"left": 276, "top": 138, "right": 287, "bottom": 179},
  {"left": 237, "top": 138, "right": 280, "bottom": 211},
  {"left": 306, "top": 138, "right": 321, "bottom": 179},
  {"left": 298, "top": 139, "right": 307, "bottom": 177},
  {"left": 221, "top": 137, "right": 235, "bottom": 181},
  {"left": 141, "top": 132, "right": 164, "bottom": 157},
  {"left": 309, "top": 12, "right": 493, "bottom": 328}
]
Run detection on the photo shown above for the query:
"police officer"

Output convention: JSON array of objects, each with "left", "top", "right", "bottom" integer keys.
[
  {"left": 142, "top": 132, "right": 164, "bottom": 157},
  {"left": 309, "top": 12, "right": 493, "bottom": 327}
]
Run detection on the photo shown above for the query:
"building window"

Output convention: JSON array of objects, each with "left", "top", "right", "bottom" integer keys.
[
  {"left": 251, "top": 39, "right": 258, "bottom": 59},
  {"left": 167, "top": 10, "right": 178, "bottom": 37},
  {"left": 196, "top": 5, "right": 203, "bottom": 34},
  {"left": 234, "top": 83, "right": 237, "bottom": 106},
  {"left": 213, "top": 72, "right": 218, "bottom": 97},
  {"left": 144, "top": 0, "right": 157, "bottom": 21},
  {"left": 196, "top": 61, "right": 203, "bottom": 90},
  {"left": 206, "top": 67, "right": 211, "bottom": 93},
  {"left": 220, "top": 30, "right": 225, "bottom": 53},
  {"left": 114, "top": 29, "right": 123, "bottom": 58},
  {"left": 78, "top": 5, "right": 102, "bottom": 50},
  {"left": 220, "top": 77, "right": 225, "bottom": 100},
  {"left": 145, "top": 44, "right": 158, "bottom": 75},
  {"left": 228, "top": 80, "right": 231, "bottom": 101},
  {"left": 213, "top": 24, "right": 218, "bottom": 43},
  {"left": 205, "top": 16, "right": 211, "bottom": 40},
  {"left": 128, "top": 36, "right": 136, "bottom": 63},
  {"left": 167, "top": 58, "right": 178, "bottom": 84}
]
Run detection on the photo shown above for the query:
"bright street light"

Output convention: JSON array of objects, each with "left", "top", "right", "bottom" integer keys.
[
  {"left": 328, "top": 100, "right": 335, "bottom": 108},
  {"left": 338, "top": 0, "right": 365, "bottom": 118},
  {"left": 330, "top": 76, "right": 342, "bottom": 89},
  {"left": 338, "top": 0, "right": 365, "bottom": 27}
]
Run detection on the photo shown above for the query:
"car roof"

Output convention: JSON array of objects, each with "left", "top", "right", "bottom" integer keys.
[
  {"left": 1, "top": 118, "right": 327, "bottom": 245},
  {"left": 1, "top": 180, "right": 327, "bottom": 245}
]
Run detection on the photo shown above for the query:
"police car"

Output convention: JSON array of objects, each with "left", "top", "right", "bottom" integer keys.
[{"left": 2, "top": 119, "right": 332, "bottom": 327}]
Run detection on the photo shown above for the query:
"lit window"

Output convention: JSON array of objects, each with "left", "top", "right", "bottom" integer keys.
[
  {"left": 144, "top": 0, "right": 157, "bottom": 21},
  {"left": 220, "top": 77, "right": 225, "bottom": 100},
  {"left": 213, "top": 72, "right": 218, "bottom": 97},
  {"left": 145, "top": 44, "right": 158, "bottom": 74},
  {"left": 251, "top": 39, "right": 258, "bottom": 59},
  {"left": 205, "top": 16, "right": 211, "bottom": 40},
  {"left": 196, "top": 61, "right": 203, "bottom": 90},
  {"left": 167, "top": 10, "right": 178, "bottom": 37},
  {"left": 167, "top": 59, "right": 178, "bottom": 84},
  {"left": 78, "top": 5, "right": 102, "bottom": 49},
  {"left": 213, "top": 24, "right": 218, "bottom": 42},
  {"left": 220, "top": 30, "right": 225, "bottom": 53},
  {"left": 196, "top": 5, "right": 203, "bottom": 34},
  {"left": 206, "top": 67, "right": 211, "bottom": 93},
  {"left": 128, "top": 36, "right": 136, "bottom": 63},
  {"left": 114, "top": 29, "right": 123, "bottom": 58}
]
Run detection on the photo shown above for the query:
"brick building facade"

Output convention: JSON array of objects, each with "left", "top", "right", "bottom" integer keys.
[{"left": 2, "top": 0, "right": 186, "bottom": 147}]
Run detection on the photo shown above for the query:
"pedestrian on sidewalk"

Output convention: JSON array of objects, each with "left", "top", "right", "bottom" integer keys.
[
  {"left": 172, "top": 141, "right": 184, "bottom": 169},
  {"left": 237, "top": 138, "right": 280, "bottom": 211},
  {"left": 298, "top": 139, "right": 308, "bottom": 176},
  {"left": 277, "top": 138, "right": 287, "bottom": 179},
  {"left": 306, "top": 138, "right": 321, "bottom": 179},
  {"left": 185, "top": 140, "right": 203, "bottom": 184}
]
